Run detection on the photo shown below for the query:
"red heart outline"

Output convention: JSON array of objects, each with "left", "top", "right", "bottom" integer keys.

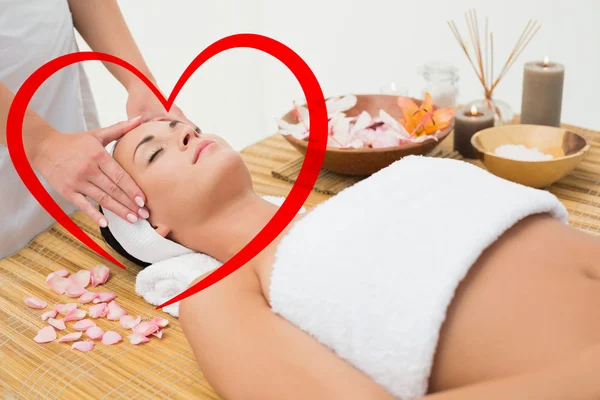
[{"left": 7, "top": 33, "right": 327, "bottom": 309}]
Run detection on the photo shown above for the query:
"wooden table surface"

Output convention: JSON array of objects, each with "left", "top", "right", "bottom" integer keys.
[{"left": 1, "top": 122, "right": 597, "bottom": 400}]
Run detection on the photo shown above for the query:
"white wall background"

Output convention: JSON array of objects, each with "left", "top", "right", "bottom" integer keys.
[{"left": 77, "top": 0, "right": 600, "bottom": 151}]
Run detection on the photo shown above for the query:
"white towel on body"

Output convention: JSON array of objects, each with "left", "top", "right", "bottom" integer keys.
[{"left": 268, "top": 155, "right": 568, "bottom": 399}]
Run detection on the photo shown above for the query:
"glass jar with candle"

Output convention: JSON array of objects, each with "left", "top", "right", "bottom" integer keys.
[
  {"left": 468, "top": 97, "right": 514, "bottom": 126},
  {"left": 418, "top": 61, "right": 459, "bottom": 108}
]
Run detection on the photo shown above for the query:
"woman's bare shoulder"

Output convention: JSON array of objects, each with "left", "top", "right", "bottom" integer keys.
[
  {"left": 179, "top": 262, "right": 263, "bottom": 322},
  {"left": 186, "top": 271, "right": 212, "bottom": 289},
  {"left": 180, "top": 211, "right": 311, "bottom": 317}
]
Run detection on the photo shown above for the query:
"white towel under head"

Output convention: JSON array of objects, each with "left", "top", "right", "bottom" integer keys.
[
  {"left": 132, "top": 196, "right": 305, "bottom": 317},
  {"left": 135, "top": 252, "right": 222, "bottom": 317},
  {"left": 103, "top": 207, "right": 194, "bottom": 264}
]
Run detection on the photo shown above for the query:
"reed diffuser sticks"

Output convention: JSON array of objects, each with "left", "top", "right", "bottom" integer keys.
[{"left": 448, "top": 10, "right": 541, "bottom": 100}]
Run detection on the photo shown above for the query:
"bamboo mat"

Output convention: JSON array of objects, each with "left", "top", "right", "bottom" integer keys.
[
  {"left": 271, "top": 120, "right": 600, "bottom": 234},
  {"left": 1, "top": 119, "right": 600, "bottom": 400},
  {"left": 0, "top": 214, "right": 220, "bottom": 400}
]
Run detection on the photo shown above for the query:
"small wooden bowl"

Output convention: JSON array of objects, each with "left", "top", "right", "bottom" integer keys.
[
  {"left": 471, "top": 124, "right": 590, "bottom": 188},
  {"left": 280, "top": 94, "right": 454, "bottom": 176}
]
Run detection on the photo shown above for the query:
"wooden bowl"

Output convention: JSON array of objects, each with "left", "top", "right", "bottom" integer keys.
[
  {"left": 470, "top": 124, "right": 590, "bottom": 189},
  {"left": 280, "top": 94, "right": 454, "bottom": 176}
]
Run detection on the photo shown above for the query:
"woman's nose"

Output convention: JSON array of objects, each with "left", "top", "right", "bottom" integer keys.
[{"left": 178, "top": 128, "right": 194, "bottom": 151}]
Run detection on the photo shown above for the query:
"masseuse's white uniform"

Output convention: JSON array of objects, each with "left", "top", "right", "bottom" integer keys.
[{"left": 0, "top": 0, "right": 100, "bottom": 259}]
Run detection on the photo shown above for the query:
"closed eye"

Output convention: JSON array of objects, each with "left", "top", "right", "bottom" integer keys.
[{"left": 147, "top": 146, "right": 164, "bottom": 165}]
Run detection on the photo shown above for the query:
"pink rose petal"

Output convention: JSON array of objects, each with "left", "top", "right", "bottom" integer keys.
[
  {"left": 55, "top": 303, "right": 77, "bottom": 315},
  {"left": 88, "top": 303, "right": 108, "bottom": 319},
  {"left": 46, "top": 269, "right": 69, "bottom": 284},
  {"left": 67, "top": 270, "right": 90, "bottom": 289},
  {"left": 152, "top": 329, "right": 164, "bottom": 339},
  {"left": 120, "top": 315, "right": 141, "bottom": 330},
  {"left": 65, "top": 284, "right": 86, "bottom": 298},
  {"left": 106, "top": 300, "right": 127, "bottom": 321},
  {"left": 63, "top": 308, "right": 86, "bottom": 322},
  {"left": 79, "top": 291, "right": 97, "bottom": 304},
  {"left": 24, "top": 297, "right": 47, "bottom": 309},
  {"left": 149, "top": 317, "right": 169, "bottom": 328},
  {"left": 72, "top": 319, "right": 96, "bottom": 331},
  {"left": 58, "top": 331, "right": 82, "bottom": 343},
  {"left": 75, "top": 270, "right": 91, "bottom": 288},
  {"left": 326, "top": 135, "right": 342, "bottom": 148},
  {"left": 90, "top": 265, "right": 110, "bottom": 287},
  {"left": 47, "top": 318, "right": 66, "bottom": 330},
  {"left": 45, "top": 272, "right": 58, "bottom": 284},
  {"left": 133, "top": 322, "right": 159, "bottom": 337},
  {"left": 101, "top": 331, "right": 122, "bottom": 345},
  {"left": 93, "top": 292, "right": 116, "bottom": 304},
  {"left": 72, "top": 341, "right": 95, "bottom": 352},
  {"left": 128, "top": 334, "right": 150, "bottom": 345},
  {"left": 34, "top": 326, "right": 56, "bottom": 343},
  {"left": 372, "top": 130, "right": 401, "bottom": 148},
  {"left": 41, "top": 310, "right": 58, "bottom": 321},
  {"left": 86, "top": 326, "right": 104, "bottom": 340},
  {"left": 379, "top": 109, "right": 410, "bottom": 138},
  {"left": 47, "top": 276, "right": 70, "bottom": 295}
]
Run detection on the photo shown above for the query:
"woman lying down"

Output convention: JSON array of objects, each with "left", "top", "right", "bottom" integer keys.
[{"left": 99, "top": 119, "right": 600, "bottom": 400}]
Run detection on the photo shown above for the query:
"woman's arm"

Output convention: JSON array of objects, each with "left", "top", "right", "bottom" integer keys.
[
  {"left": 179, "top": 268, "right": 396, "bottom": 400},
  {"left": 180, "top": 269, "right": 600, "bottom": 400},
  {"left": 67, "top": 0, "right": 155, "bottom": 90},
  {"left": 0, "top": 81, "right": 54, "bottom": 149},
  {"left": 1, "top": 80, "right": 146, "bottom": 225},
  {"left": 67, "top": 0, "right": 197, "bottom": 126}
]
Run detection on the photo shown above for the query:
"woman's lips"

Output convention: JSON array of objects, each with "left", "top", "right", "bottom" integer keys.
[{"left": 192, "top": 140, "right": 215, "bottom": 164}]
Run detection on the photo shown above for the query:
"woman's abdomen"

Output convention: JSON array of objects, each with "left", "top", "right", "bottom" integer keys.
[{"left": 428, "top": 214, "right": 600, "bottom": 393}]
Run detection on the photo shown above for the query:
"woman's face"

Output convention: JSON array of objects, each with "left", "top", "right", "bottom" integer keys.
[{"left": 113, "top": 120, "right": 252, "bottom": 237}]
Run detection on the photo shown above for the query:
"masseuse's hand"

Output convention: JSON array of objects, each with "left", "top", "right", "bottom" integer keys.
[
  {"left": 30, "top": 117, "right": 149, "bottom": 227},
  {"left": 125, "top": 81, "right": 198, "bottom": 129}
]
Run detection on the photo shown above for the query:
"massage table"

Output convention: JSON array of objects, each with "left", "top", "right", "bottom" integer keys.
[{"left": 1, "top": 118, "right": 599, "bottom": 399}]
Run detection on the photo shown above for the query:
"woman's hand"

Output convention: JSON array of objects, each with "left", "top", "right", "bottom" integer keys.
[
  {"left": 30, "top": 117, "right": 149, "bottom": 227},
  {"left": 125, "top": 81, "right": 198, "bottom": 129}
]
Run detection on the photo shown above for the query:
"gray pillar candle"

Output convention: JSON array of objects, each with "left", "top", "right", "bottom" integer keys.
[
  {"left": 454, "top": 105, "right": 495, "bottom": 158},
  {"left": 520, "top": 58, "right": 565, "bottom": 127}
]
